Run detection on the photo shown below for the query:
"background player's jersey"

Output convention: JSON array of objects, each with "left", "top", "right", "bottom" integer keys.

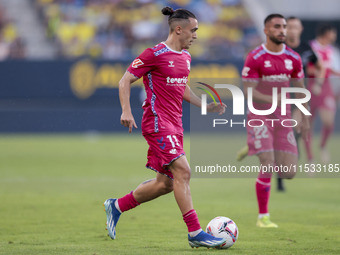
[
  {"left": 127, "top": 42, "right": 191, "bottom": 135},
  {"left": 242, "top": 44, "right": 304, "bottom": 116},
  {"left": 292, "top": 41, "right": 318, "bottom": 74},
  {"left": 310, "top": 39, "right": 334, "bottom": 78}
]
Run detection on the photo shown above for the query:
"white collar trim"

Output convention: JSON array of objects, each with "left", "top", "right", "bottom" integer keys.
[
  {"left": 161, "top": 42, "right": 182, "bottom": 54},
  {"left": 262, "top": 43, "right": 286, "bottom": 55}
]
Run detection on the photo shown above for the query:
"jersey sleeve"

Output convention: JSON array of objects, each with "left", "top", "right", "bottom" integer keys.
[
  {"left": 242, "top": 53, "right": 260, "bottom": 82},
  {"left": 291, "top": 55, "right": 305, "bottom": 79},
  {"left": 127, "top": 48, "right": 156, "bottom": 78}
]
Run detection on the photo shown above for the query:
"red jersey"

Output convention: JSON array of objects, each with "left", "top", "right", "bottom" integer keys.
[
  {"left": 127, "top": 42, "right": 191, "bottom": 135},
  {"left": 310, "top": 39, "right": 334, "bottom": 78},
  {"left": 242, "top": 44, "right": 304, "bottom": 116}
]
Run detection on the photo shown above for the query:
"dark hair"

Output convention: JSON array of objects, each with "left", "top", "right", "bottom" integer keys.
[
  {"left": 286, "top": 16, "right": 299, "bottom": 22},
  {"left": 264, "top": 14, "right": 285, "bottom": 25},
  {"left": 316, "top": 23, "right": 336, "bottom": 37},
  {"left": 161, "top": 6, "right": 196, "bottom": 29}
]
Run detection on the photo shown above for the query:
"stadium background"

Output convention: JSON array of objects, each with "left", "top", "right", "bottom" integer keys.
[
  {"left": 0, "top": 0, "right": 340, "bottom": 133},
  {"left": 1, "top": 1, "right": 340, "bottom": 254}
]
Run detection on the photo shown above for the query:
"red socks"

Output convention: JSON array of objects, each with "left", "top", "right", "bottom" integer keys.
[
  {"left": 256, "top": 172, "right": 272, "bottom": 214},
  {"left": 117, "top": 191, "right": 140, "bottom": 213},
  {"left": 304, "top": 131, "right": 313, "bottom": 161},
  {"left": 320, "top": 126, "right": 334, "bottom": 148},
  {"left": 183, "top": 209, "right": 201, "bottom": 232}
]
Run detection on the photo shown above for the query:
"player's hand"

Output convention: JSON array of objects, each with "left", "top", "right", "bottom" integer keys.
[
  {"left": 207, "top": 102, "right": 227, "bottom": 115},
  {"left": 296, "top": 115, "right": 310, "bottom": 141},
  {"left": 121, "top": 111, "right": 138, "bottom": 133}
]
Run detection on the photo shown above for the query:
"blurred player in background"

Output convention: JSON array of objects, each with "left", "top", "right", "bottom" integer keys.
[
  {"left": 276, "top": 16, "right": 325, "bottom": 186},
  {"left": 237, "top": 16, "right": 324, "bottom": 190},
  {"left": 304, "top": 23, "right": 340, "bottom": 164},
  {"left": 104, "top": 6, "right": 227, "bottom": 249},
  {"left": 242, "top": 14, "right": 309, "bottom": 228}
]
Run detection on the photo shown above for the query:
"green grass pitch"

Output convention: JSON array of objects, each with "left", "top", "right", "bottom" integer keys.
[{"left": 0, "top": 133, "right": 339, "bottom": 254}]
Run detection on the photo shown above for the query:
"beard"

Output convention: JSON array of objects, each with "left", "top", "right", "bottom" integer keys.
[{"left": 269, "top": 35, "right": 285, "bottom": 45}]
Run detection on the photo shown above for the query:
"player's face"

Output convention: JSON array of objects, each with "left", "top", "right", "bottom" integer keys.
[
  {"left": 326, "top": 29, "right": 337, "bottom": 44},
  {"left": 265, "top": 18, "right": 287, "bottom": 45},
  {"left": 180, "top": 17, "right": 198, "bottom": 49},
  {"left": 287, "top": 19, "right": 303, "bottom": 41}
]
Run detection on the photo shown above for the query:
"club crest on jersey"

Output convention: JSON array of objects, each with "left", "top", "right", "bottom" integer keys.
[
  {"left": 187, "top": 59, "right": 190, "bottom": 70},
  {"left": 284, "top": 59, "right": 293, "bottom": 70},
  {"left": 132, "top": 58, "right": 144, "bottom": 68},
  {"left": 168, "top": 61, "right": 174, "bottom": 67},
  {"left": 264, "top": 60, "right": 272, "bottom": 68}
]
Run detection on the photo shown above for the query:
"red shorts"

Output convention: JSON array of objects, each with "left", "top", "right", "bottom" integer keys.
[
  {"left": 143, "top": 133, "right": 185, "bottom": 179},
  {"left": 309, "top": 80, "right": 336, "bottom": 115},
  {"left": 246, "top": 115, "right": 298, "bottom": 156}
]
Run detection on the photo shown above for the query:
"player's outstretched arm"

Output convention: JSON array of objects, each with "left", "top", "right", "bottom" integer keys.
[
  {"left": 119, "top": 71, "right": 139, "bottom": 133},
  {"left": 291, "top": 79, "right": 310, "bottom": 141},
  {"left": 183, "top": 85, "right": 226, "bottom": 115}
]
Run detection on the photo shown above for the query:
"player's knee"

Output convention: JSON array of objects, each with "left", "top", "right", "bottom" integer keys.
[
  {"left": 260, "top": 159, "right": 275, "bottom": 168},
  {"left": 171, "top": 166, "right": 191, "bottom": 182},
  {"left": 323, "top": 122, "right": 334, "bottom": 129},
  {"left": 164, "top": 182, "right": 174, "bottom": 194},
  {"left": 158, "top": 181, "right": 173, "bottom": 194},
  {"left": 280, "top": 171, "right": 296, "bottom": 179},
  {"left": 157, "top": 179, "right": 173, "bottom": 195}
]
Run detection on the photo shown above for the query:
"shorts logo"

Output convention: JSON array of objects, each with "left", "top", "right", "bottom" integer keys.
[
  {"left": 254, "top": 140, "right": 262, "bottom": 149},
  {"left": 157, "top": 137, "right": 166, "bottom": 150},
  {"left": 284, "top": 59, "right": 293, "bottom": 70},
  {"left": 132, "top": 58, "right": 144, "bottom": 68},
  {"left": 287, "top": 131, "right": 297, "bottom": 146},
  {"left": 169, "top": 149, "right": 177, "bottom": 154}
]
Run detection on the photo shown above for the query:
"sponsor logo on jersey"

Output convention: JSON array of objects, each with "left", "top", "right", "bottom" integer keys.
[
  {"left": 284, "top": 59, "right": 293, "bottom": 70},
  {"left": 264, "top": 60, "right": 272, "bottom": 68},
  {"left": 168, "top": 61, "right": 174, "bottom": 67},
  {"left": 166, "top": 76, "right": 188, "bottom": 86},
  {"left": 132, "top": 58, "right": 144, "bottom": 68},
  {"left": 262, "top": 73, "right": 290, "bottom": 82}
]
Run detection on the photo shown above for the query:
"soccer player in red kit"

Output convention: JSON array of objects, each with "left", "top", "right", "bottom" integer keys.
[
  {"left": 304, "top": 24, "right": 340, "bottom": 164},
  {"left": 242, "top": 14, "right": 309, "bottom": 228},
  {"left": 103, "top": 7, "right": 227, "bottom": 248}
]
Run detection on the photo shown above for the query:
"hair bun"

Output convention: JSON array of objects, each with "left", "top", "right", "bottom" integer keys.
[{"left": 162, "top": 6, "right": 174, "bottom": 16}]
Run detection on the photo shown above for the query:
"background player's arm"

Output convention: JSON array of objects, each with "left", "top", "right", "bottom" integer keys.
[
  {"left": 183, "top": 84, "right": 226, "bottom": 115},
  {"left": 291, "top": 79, "right": 310, "bottom": 140},
  {"left": 119, "top": 71, "right": 139, "bottom": 133},
  {"left": 331, "top": 68, "right": 340, "bottom": 77},
  {"left": 308, "top": 59, "right": 326, "bottom": 95},
  {"left": 314, "top": 60, "right": 326, "bottom": 79},
  {"left": 243, "top": 81, "right": 275, "bottom": 104}
]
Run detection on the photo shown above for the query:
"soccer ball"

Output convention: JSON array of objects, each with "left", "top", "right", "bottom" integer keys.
[{"left": 206, "top": 216, "right": 239, "bottom": 249}]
